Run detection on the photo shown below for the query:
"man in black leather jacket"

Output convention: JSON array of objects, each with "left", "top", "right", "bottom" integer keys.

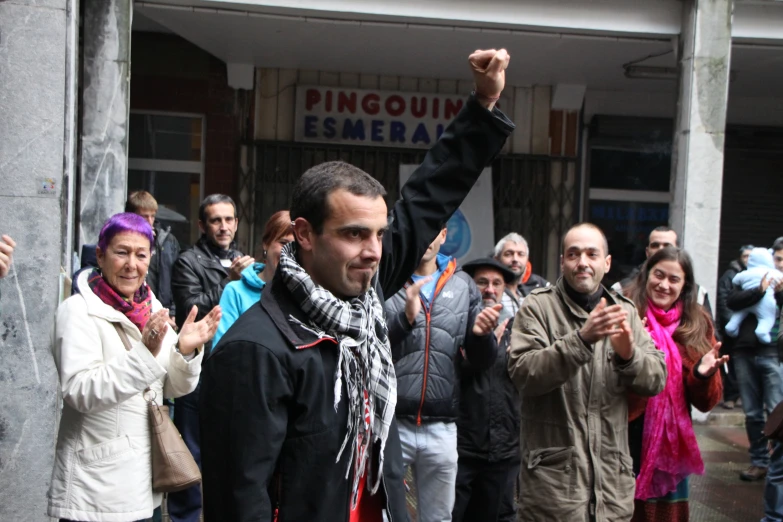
[
  {"left": 168, "top": 193, "right": 253, "bottom": 522},
  {"left": 199, "top": 49, "right": 514, "bottom": 522}
]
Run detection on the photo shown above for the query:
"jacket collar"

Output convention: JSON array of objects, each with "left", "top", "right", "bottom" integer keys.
[
  {"left": 260, "top": 272, "right": 338, "bottom": 350},
  {"left": 555, "top": 277, "right": 615, "bottom": 320},
  {"left": 195, "top": 235, "right": 240, "bottom": 260},
  {"left": 75, "top": 269, "right": 160, "bottom": 326},
  {"left": 240, "top": 262, "right": 267, "bottom": 290}
]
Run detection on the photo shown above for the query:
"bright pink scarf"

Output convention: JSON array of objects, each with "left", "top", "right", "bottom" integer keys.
[{"left": 636, "top": 300, "right": 703, "bottom": 500}]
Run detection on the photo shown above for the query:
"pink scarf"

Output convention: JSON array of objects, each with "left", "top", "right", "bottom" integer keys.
[{"left": 636, "top": 300, "right": 703, "bottom": 500}]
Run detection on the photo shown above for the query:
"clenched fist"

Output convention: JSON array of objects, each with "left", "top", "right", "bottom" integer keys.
[{"left": 469, "top": 49, "right": 510, "bottom": 110}]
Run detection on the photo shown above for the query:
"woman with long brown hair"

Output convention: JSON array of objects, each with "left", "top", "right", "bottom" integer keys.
[{"left": 624, "top": 247, "right": 727, "bottom": 522}]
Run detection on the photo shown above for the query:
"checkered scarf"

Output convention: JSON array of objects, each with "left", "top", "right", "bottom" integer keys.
[{"left": 277, "top": 243, "right": 397, "bottom": 507}]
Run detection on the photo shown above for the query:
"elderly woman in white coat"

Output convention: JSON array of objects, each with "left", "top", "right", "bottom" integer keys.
[{"left": 47, "top": 213, "right": 221, "bottom": 522}]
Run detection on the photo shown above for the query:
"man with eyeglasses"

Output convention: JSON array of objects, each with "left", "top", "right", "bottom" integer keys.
[{"left": 612, "top": 226, "right": 712, "bottom": 317}]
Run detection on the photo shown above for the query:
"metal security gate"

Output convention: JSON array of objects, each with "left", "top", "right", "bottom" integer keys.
[
  {"left": 493, "top": 155, "right": 579, "bottom": 279},
  {"left": 238, "top": 141, "right": 578, "bottom": 277}
]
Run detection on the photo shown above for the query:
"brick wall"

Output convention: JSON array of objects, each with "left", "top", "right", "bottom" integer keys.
[{"left": 130, "top": 31, "right": 252, "bottom": 199}]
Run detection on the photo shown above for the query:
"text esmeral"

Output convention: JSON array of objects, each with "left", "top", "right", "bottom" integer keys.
[{"left": 294, "top": 86, "right": 466, "bottom": 149}]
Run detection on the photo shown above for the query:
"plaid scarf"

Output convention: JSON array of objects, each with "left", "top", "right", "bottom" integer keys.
[
  {"left": 277, "top": 243, "right": 396, "bottom": 507},
  {"left": 88, "top": 269, "right": 152, "bottom": 333}
]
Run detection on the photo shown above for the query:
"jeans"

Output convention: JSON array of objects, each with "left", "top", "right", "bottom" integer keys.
[
  {"left": 398, "top": 419, "right": 459, "bottom": 522},
  {"left": 734, "top": 354, "right": 783, "bottom": 468},
  {"left": 764, "top": 441, "right": 783, "bottom": 522},
  {"left": 721, "top": 356, "right": 741, "bottom": 402},
  {"left": 167, "top": 382, "right": 202, "bottom": 522}
]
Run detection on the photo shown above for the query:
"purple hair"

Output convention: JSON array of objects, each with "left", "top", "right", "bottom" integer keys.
[{"left": 97, "top": 212, "right": 154, "bottom": 252}]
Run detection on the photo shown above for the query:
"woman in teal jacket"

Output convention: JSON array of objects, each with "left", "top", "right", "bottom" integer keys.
[{"left": 213, "top": 211, "right": 292, "bottom": 347}]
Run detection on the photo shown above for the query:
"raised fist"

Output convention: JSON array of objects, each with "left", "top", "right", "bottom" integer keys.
[{"left": 469, "top": 49, "right": 510, "bottom": 109}]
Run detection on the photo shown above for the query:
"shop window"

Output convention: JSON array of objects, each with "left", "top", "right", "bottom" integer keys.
[
  {"left": 589, "top": 199, "right": 670, "bottom": 286},
  {"left": 587, "top": 144, "right": 672, "bottom": 285},
  {"left": 590, "top": 147, "right": 670, "bottom": 192},
  {"left": 128, "top": 112, "right": 204, "bottom": 248}
]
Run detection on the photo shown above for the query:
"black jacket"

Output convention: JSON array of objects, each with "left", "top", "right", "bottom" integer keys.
[
  {"left": 171, "top": 236, "right": 242, "bottom": 328},
  {"left": 198, "top": 95, "right": 514, "bottom": 522},
  {"left": 386, "top": 258, "right": 497, "bottom": 423},
  {"left": 147, "top": 222, "right": 180, "bottom": 314},
  {"left": 716, "top": 260, "right": 745, "bottom": 346},
  {"left": 457, "top": 318, "right": 520, "bottom": 463},
  {"left": 727, "top": 284, "right": 783, "bottom": 356}
]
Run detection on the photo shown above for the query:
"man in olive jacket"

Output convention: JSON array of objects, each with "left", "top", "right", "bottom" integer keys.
[{"left": 508, "top": 223, "right": 666, "bottom": 522}]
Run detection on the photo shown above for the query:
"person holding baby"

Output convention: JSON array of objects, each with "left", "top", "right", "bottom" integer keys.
[{"left": 726, "top": 239, "right": 783, "bottom": 521}]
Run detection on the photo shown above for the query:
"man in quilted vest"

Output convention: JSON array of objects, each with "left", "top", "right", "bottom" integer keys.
[{"left": 386, "top": 228, "right": 501, "bottom": 522}]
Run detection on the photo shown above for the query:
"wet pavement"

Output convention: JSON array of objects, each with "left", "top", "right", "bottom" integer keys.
[
  {"left": 691, "top": 423, "right": 764, "bottom": 522},
  {"left": 405, "top": 422, "right": 765, "bottom": 521}
]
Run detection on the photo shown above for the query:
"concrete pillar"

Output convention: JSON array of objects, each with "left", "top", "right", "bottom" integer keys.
[
  {"left": 78, "top": 0, "right": 133, "bottom": 246},
  {"left": 0, "top": 0, "right": 77, "bottom": 518},
  {"left": 670, "top": 0, "right": 733, "bottom": 308}
]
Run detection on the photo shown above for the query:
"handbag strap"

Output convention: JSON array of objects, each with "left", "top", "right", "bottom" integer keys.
[
  {"left": 112, "top": 322, "right": 153, "bottom": 396},
  {"left": 112, "top": 322, "right": 133, "bottom": 351}
]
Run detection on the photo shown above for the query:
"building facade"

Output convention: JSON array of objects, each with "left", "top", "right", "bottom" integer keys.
[{"left": 1, "top": 0, "right": 782, "bottom": 518}]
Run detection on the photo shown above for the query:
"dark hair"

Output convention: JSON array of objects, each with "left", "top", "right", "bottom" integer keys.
[
  {"left": 625, "top": 247, "right": 713, "bottom": 360},
  {"left": 773, "top": 237, "right": 783, "bottom": 253},
  {"left": 561, "top": 222, "right": 609, "bottom": 255},
  {"left": 98, "top": 213, "right": 154, "bottom": 252},
  {"left": 199, "top": 194, "right": 236, "bottom": 223},
  {"left": 651, "top": 226, "right": 674, "bottom": 234},
  {"left": 125, "top": 191, "right": 158, "bottom": 213},
  {"left": 649, "top": 226, "right": 677, "bottom": 245},
  {"left": 740, "top": 244, "right": 755, "bottom": 253},
  {"left": 290, "top": 161, "right": 386, "bottom": 234},
  {"left": 262, "top": 210, "right": 293, "bottom": 248}
]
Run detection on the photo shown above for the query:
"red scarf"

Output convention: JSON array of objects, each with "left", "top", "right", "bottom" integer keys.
[
  {"left": 88, "top": 270, "right": 152, "bottom": 333},
  {"left": 636, "top": 300, "right": 703, "bottom": 499}
]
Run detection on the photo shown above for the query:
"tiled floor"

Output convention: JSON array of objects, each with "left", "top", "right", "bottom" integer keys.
[
  {"left": 405, "top": 424, "right": 765, "bottom": 521},
  {"left": 690, "top": 424, "right": 764, "bottom": 521}
]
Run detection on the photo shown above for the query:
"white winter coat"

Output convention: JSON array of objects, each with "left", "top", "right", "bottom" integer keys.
[{"left": 47, "top": 270, "right": 203, "bottom": 521}]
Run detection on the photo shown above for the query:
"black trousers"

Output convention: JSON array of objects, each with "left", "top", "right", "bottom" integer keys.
[{"left": 452, "top": 456, "right": 518, "bottom": 522}]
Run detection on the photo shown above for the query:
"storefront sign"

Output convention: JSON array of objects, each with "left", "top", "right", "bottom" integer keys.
[{"left": 295, "top": 86, "right": 469, "bottom": 149}]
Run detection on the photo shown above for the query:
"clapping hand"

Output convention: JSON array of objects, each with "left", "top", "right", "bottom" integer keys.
[
  {"left": 697, "top": 341, "right": 730, "bottom": 378},
  {"left": 177, "top": 305, "right": 222, "bottom": 356},
  {"left": 0, "top": 235, "right": 16, "bottom": 279},
  {"left": 404, "top": 277, "right": 431, "bottom": 325},
  {"left": 473, "top": 303, "right": 503, "bottom": 336}
]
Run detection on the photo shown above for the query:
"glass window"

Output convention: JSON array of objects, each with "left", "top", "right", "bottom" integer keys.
[
  {"left": 128, "top": 170, "right": 201, "bottom": 249},
  {"left": 129, "top": 114, "right": 203, "bottom": 161},
  {"left": 127, "top": 112, "right": 204, "bottom": 249},
  {"left": 589, "top": 200, "right": 670, "bottom": 286},
  {"left": 590, "top": 148, "right": 671, "bottom": 192}
]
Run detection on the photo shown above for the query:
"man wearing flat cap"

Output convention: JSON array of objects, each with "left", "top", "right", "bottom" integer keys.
[{"left": 452, "top": 257, "right": 520, "bottom": 522}]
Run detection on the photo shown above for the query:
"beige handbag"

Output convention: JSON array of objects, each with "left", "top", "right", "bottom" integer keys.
[{"left": 112, "top": 322, "right": 202, "bottom": 493}]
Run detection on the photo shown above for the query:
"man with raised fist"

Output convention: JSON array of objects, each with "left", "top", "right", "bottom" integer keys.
[{"left": 200, "top": 49, "right": 514, "bottom": 522}]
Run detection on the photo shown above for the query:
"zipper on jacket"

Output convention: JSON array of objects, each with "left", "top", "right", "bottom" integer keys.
[
  {"left": 416, "top": 305, "right": 432, "bottom": 426},
  {"left": 414, "top": 259, "right": 456, "bottom": 426},
  {"left": 273, "top": 471, "right": 282, "bottom": 522},
  {"left": 382, "top": 475, "right": 394, "bottom": 522}
]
